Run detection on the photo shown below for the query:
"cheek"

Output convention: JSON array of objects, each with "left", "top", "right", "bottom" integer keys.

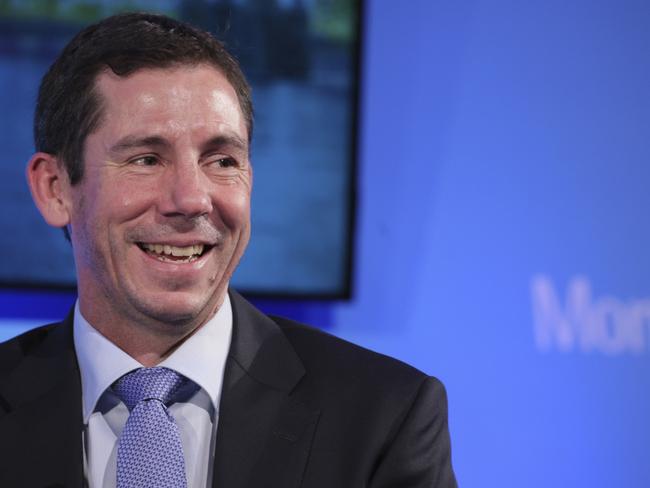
[
  {"left": 214, "top": 189, "right": 250, "bottom": 229},
  {"left": 73, "top": 180, "right": 155, "bottom": 250},
  {"left": 105, "top": 179, "right": 158, "bottom": 217}
]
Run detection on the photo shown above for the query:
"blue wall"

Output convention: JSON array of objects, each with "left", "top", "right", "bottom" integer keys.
[
  {"left": 330, "top": 1, "right": 650, "bottom": 486},
  {"left": 2, "top": 1, "right": 650, "bottom": 486}
]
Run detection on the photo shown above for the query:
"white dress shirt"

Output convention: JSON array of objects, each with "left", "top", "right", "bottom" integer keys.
[{"left": 73, "top": 296, "right": 232, "bottom": 488}]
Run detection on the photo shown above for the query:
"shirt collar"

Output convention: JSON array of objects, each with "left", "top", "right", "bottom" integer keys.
[{"left": 73, "top": 295, "right": 233, "bottom": 422}]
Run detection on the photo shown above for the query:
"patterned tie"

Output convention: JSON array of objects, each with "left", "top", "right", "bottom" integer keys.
[{"left": 113, "top": 367, "right": 190, "bottom": 488}]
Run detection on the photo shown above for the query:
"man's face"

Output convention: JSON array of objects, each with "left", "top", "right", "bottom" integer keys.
[{"left": 69, "top": 65, "right": 251, "bottom": 331}]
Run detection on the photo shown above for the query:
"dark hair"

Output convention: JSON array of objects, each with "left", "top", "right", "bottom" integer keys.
[{"left": 34, "top": 12, "right": 253, "bottom": 186}]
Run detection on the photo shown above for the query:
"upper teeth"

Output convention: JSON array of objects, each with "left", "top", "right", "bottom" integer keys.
[{"left": 143, "top": 243, "right": 205, "bottom": 257}]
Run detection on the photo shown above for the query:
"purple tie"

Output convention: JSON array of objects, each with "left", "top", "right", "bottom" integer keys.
[{"left": 113, "top": 367, "right": 189, "bottom": 488}]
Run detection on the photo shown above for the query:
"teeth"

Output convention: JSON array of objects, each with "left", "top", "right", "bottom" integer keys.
[{"left": 142, "top": 243, "right": 205, "bottom": 257}]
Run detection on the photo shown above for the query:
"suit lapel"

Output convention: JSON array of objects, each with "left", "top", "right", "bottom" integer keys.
[
  {"left": 0, "top": 314, "right": 84, "bottom": 487},
  {"left": 212, "top": 291, "right": 320, "bottom": 488}
]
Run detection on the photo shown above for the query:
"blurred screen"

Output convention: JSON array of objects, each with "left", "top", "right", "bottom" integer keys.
[{"left": 0, "top": 0, "right": 359, "bottom": 297}]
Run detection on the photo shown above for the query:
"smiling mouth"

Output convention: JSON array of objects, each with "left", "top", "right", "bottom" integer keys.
[{"left": 137, "top": 243, "right": 213, "bottom": 263}]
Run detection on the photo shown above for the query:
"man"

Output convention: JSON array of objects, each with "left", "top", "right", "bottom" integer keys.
[{"left": 0, "top": 12, "right": 456, "bottom": 488}]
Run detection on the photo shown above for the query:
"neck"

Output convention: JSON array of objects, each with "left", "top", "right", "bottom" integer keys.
[
  {"left": 77, "top": 293, "right": 225, "bottom": 367},
  {"left": 101, "top": 329, "right": 190, "bottom": 367}
]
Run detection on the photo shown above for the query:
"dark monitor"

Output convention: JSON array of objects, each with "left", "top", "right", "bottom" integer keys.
[{"left": 0, "top": 0, "right": 361, "bottom": 299}]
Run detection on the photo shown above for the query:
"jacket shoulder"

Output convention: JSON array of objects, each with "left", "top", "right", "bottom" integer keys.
[
  {"left": 0, "top": 322, "right": 60, "bottom": 377},
  {"left": 269, "top": 315, "right": 441, "bottom": 400}
]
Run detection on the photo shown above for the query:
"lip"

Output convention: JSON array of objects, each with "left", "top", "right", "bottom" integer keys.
[
  {"left": 135, "top": 242, "right": 214, "bottom": 271},
  {"left": 136, "top": 239, "right": 215, "bottom": 247}
]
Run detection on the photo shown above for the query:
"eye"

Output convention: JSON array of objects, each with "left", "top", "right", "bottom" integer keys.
[
  {"left": 129, "top": 155, "right": 159, "bottom": 166},
  {"left": 208, "top": 156, "right": 239, "bottom": 168},
  {"left": 219, "top": 157, "right": 238, "bottom": 168}
]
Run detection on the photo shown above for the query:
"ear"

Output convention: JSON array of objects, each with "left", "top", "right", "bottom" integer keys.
[{"left": 26, "top": 152, "right": 73, "bottom": 228}]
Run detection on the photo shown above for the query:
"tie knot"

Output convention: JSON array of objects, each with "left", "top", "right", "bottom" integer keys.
[{"left": 113, "top": 367, "right": 188, "bottom": 411}]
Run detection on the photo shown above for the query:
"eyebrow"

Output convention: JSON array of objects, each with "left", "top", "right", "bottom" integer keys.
[
  {"left": 108, "top": 133, "right": 249, "bottom": 156},
  {"left": 108, "top": 135, "right": 169, "bottom": 156},
  {"left": 204, "top": 134, "right": 248, "bottom": 153}
]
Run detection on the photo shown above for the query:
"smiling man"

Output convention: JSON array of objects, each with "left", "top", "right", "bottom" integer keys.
[
  {"left": 0, "top": 12, "right": 456, "bottom": 488},
  {"left": 56, "top": 65, "right": 251, "bottom": 366}
]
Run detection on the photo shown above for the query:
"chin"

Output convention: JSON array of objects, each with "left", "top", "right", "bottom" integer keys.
[{"left": 130, "top": 291, "right": 216, "bottom": 328}]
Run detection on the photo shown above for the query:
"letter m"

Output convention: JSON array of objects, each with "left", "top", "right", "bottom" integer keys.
[{"left": 530, "top": 275, "right": 591, "bottom": 352}]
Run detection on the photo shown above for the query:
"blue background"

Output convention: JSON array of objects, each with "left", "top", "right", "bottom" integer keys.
[{"left": 2, "top": 1, "right": 650, "bottom": 486}]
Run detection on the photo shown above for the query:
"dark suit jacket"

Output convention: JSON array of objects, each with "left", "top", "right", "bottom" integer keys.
[{"left": 0, "top": 290, "right": 456, "bottom": 487}]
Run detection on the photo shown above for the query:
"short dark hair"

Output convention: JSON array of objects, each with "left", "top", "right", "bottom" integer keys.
[{"left": 34, "top": 12, "right": 253, "bottom": 186}]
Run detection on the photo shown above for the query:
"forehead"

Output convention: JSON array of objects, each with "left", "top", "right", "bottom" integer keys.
[{"left": 92, "top": 64, "right": 247, "bottom": 142}]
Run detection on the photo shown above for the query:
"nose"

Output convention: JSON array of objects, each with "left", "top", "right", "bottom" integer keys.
[{"left": 158, "top": 162, "right": 212, "bottom": 218}]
